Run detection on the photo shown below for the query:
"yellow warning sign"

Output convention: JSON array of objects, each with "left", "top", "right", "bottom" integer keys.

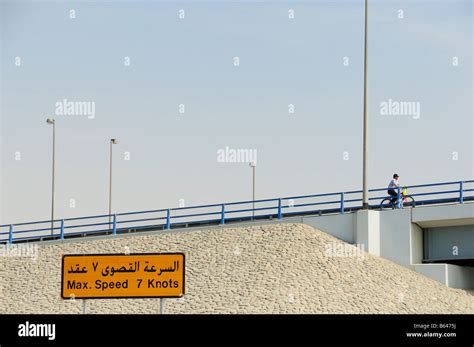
[{"left": 61, "top": 253, "right": 185, "bottom": 299}]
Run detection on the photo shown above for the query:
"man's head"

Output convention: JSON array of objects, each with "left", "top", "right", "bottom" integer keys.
[{"left": 393, "top": 174, "right": 399, "bottom": 180}]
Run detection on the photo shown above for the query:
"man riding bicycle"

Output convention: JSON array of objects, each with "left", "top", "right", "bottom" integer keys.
[{"left": 387, "top": 174, "right": 400, "bottom": 205}]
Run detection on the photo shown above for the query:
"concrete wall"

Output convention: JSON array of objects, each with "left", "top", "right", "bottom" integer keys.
[
  {"left": 297, "top": 204, "right": 474, "bottom": 289},
  {"left": 299, "top": 209, "right": 416, "bottom": 267},
  {"left": 378, "top": 209, "right": 413, "bottom": 268},
  {"left": 301, "top": 214, "right": 354, "bottom": 243},
  {"left": 410, "top": 223, "right": 423, "bottom": 265},
  {"left": 355, "top": 210, "right": 380, "bottom": 256}
]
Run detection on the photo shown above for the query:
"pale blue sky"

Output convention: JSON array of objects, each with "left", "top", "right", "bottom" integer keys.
[{"left": 1, "top": 0, "right": 472, "bottom": 224}]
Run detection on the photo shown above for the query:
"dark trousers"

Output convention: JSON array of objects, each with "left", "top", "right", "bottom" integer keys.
[{"left": 388, "top": 189, "right": 398, "bottom": 204}]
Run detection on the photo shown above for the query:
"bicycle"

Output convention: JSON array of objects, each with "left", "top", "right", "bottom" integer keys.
[{"left": 380, "top": 187, "right": 416, "bottom": 210}]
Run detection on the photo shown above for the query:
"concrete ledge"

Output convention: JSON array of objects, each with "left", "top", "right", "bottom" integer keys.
[
  {"left": 446, "top": 264, "right": 474, "bottom": 289},
  {"left": 414, "top": 263, "right": 474, "bottom": 289},
  {"left": 414, "top": 264, "right": 448, "bottom": 285},
  {"left": 412, "top": 203, "right": 474, "bottom": 227}
]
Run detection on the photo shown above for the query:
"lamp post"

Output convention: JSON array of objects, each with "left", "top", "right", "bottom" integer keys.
[
  {"left": 249, "top": 161, "right": 256, "bottom": 219},
  {"left": 362, "top": 0, "right": 369, "bottom": 209},
  {"left": 109, "top": 138, "right": 118, "bottom": 227},
  {"left": 46, "top": 118, "right": 56, "bottom": 235}
]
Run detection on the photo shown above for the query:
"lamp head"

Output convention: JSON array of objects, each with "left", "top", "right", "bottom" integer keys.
[
  {"left": 110, "top": 138, "right": 118, "bottom": 144},
  {"left": 46, "top": 118, "right": 55, "bottom": 125},
  {"left": 249, "top": 161, "right": 257, "bottom": 168}
]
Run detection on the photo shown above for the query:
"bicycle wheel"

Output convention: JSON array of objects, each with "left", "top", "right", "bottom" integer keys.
[
  {"left": 380, "top": 198, "right": 394, "bottom": 210},
  {"left": 402, "top": 196, "right": 416, "bottom": 208}
]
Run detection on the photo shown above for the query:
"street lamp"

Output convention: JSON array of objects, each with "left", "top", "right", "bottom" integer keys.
[
  {"left": 109, "top": 138, "right": 118, "bottom": 227},
  {"left": 362, "top": 0, "right": 369, "bottom": 209},
  {"left": 249, "top": 161, "right": 256, "bottom": 219},
  {"left": 46, "top": 118, "right": 56, "bottom": 235}
]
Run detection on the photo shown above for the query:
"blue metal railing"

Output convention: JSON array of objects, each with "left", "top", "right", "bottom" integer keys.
[{"left": 0, "top": 180, "right": 472, "bottom": 244}]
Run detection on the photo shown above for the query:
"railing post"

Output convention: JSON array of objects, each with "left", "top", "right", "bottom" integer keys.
[
  {"left": 277, "top": 199, "right": 282, "bottom": 220},
  {"left": 8, "top": 224, "right": 13, "bottom": 244},
  {"left": 166, "top": 209, "right": 171, "bottom": 230},
  {"left": 340, "top": 193, "right": 345, "bottom": 214},
  {"left": 113, "top": 214, "right": 117, "bottom": 235},
  {"left": 397, "top": 186, "right": 401, "bottom": 209},
  {"left": 221, "top": 204, "right": 225, "bottom": 225},
  {"left": 459, "top": 181, "right": 464, "bottom": 204},
  {"left": 60, "top": 219, "right": 65, "bottom": 240}
]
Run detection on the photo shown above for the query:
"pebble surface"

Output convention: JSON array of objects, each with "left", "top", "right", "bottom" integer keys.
[{"left": 1, "top": 223, "right": 473, "bottom": 314}]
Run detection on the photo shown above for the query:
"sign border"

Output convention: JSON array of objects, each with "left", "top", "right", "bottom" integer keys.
[{"left": 61, "top": 252, "right": 185, "bottom": 300}]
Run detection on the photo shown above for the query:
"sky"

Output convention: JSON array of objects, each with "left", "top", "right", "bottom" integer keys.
[{"left": 0, "top": 0, "right": 472, "bottom": 224}]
